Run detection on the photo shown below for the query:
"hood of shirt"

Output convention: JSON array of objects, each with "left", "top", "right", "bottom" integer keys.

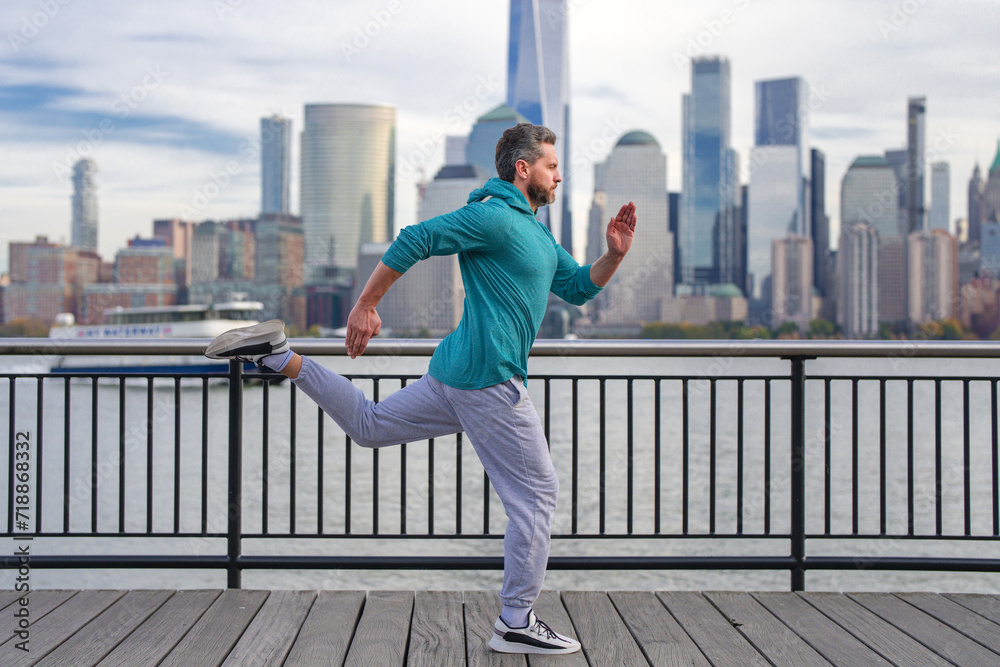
[{"left": 467, "top": 177, "right": 537, "bottom": 218}]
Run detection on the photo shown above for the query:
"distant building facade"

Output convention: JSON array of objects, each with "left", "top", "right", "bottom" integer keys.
[
  {"left": 838, "top": 223, "right": 879, "bottom": 338},
  {"left": 587, "top": 131, "right": 672, "bottom": 325},
  {"left": 300, "top": 103, "right": 395, "bottom": 276},
  {"left": 71, "top": 158, "right": 99, "bottom": 252},
  {"left": 261, "top": 114, "right": 292, "bottom": 215},
  {"left": 929, "top": 161, "right": 950, "bottom": 232},
  {"left": 908, "top": 229, "right": 958, "bottom": 323}
]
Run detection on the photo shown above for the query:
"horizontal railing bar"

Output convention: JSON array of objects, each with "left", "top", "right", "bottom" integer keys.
[
  {"left": 237, "top": 533, "right": 793, "bottom": 540},
  {"left": 237, "top": 555, "right": 799, "bottom": 570},
  {"left": 0, "top": 555, "right": 230, "bottom": 568},
  {"left": 803, "top": 557, "right": 1000, "bottom": 572},
  {"left": 5, "top": 338, "right": 1000, "bottom": 358}
]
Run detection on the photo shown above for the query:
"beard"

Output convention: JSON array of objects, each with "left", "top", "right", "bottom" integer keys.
[{"left": 526, "top": 178, "right": 556, "bottom": 208}]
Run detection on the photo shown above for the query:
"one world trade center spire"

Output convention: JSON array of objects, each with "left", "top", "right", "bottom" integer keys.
[{"left": 507, "top": 0, "right": 573, "bottom": 254}]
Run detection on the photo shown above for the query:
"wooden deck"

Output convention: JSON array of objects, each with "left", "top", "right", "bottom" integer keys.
[{"left": 2, "top": 589, "right": 1000, "bottom": 666}]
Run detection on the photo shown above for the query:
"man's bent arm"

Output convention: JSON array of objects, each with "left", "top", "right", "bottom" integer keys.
[{"left": 346, "top": 261, "right": 403, "bottom": 358}]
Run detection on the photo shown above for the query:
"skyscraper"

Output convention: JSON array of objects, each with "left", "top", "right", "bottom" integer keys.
[
  {"left": 810, "top": 148, "right": 830, "bottom": 296},
  {"left": 299, "top": 103, "right": 395, "bottom": 276},
  {"left": 747, "top": 75, "right": 807, "bottom": 307},
  {"left": 506, "top": 0, "right": 572, "bottom": 251},
  {"left": 986, "top": 141, "right": 1000, "bottom": 224},
  {"left": 261, "top": 115, "right": 292, "bottom": 215},
  {"left": 680, "top": 56, "right": 737, "bottom": 287},
  {"left": 771, "top": 235, "right": 814, "bottom": 331},
  {"left": 906, "top": 96, "right": 927, "bottom": 233},
  {"left": 71, "top": 158, "right": 98, "bottom": 252},
  {"left": 929, "top": 161, "right": 950, "bottom": 232},
  {"left": 841, "top": 155, "right": 907, "bottom": 324},
  {"left": 968, "top": 164, "right": 985, "bottom": 244},
  {"left": 465, "top": 104, "right": 529, "bottom": 180},
  {"left": 884, "top": 148, "right": 909, "bottom": 236},
  {"left": 587, "top": 131, "right": 671, "bottom": 324},
  {"left": 839, "top": 223, "right": 879, "bottom": 338},
  {"left": 908, "top": 228, "right": 958, "bottom": 323}
]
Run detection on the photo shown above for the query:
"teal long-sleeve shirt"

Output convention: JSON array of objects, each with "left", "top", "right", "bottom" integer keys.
[{"left": 381, "top": 177, "right": 602, "bottom": 390}]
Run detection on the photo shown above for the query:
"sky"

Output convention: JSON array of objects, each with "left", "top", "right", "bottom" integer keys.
[{"left": 1, "top": 0, "right": 998, "bottom": 270}]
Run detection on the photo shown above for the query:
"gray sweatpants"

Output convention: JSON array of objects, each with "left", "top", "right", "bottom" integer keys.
[{"left": 292, "top": 356, "right": 558, "bottom": 609}]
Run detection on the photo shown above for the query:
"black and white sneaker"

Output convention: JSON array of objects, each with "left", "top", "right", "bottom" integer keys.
[
  {"left": 488, "top": 610, "right": 581, "bottom": 655},
  {"left": 205, "top": 319, "right": 288, "bottom": 367}
]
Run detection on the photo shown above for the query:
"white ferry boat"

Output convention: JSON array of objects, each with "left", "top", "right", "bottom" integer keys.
[{"left": 48, "top": 299, "right": 266, "bottom": 374}]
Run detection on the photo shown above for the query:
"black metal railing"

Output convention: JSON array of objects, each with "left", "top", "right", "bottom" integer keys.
[{"left": 2, "top": 338, "right": 1000, "bottom": 590}]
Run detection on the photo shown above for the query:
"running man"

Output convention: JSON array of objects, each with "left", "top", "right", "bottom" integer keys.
[{"left": 206, "top": 122, "right": 636, "bottom": 655}]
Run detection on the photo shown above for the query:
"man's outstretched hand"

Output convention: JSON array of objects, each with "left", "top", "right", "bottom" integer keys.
[
  {"left": 345, "top": 302, "right": 381, "bottom": 359},
  {"left": 606, "top": 201, "right": 636, "bottom": 259}
]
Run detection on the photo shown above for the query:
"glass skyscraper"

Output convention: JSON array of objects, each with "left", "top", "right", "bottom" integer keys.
[
  {"left": 747, "top": 77, "right": 807, "bottom": 302},
  {"left": 71, "top": 158, "right": 98, "bottom": 252},
  {"left": 680, "top": 56, "right": 737, "bottom": 287},
  {"left": 506, "top": 0, "right": 572, "bottom": 252},
  {"left": 300, "top": 104, "right": 395, "bottom": 276},
  {"left": 929, "top": 161, "right": 950, "bottom": 232},
  {"left": 907, "top": 96, "right": 927, "bottom": 233},
  {"left": 261, "top": 115, "right": 291, "bottom": 215}
]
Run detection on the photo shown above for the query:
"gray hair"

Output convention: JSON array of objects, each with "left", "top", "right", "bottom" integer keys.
[{"left": 495, "top": 123, "right": 557, "bottom": 182}]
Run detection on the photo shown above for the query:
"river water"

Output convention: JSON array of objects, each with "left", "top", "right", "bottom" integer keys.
[{"left": 2, "top": 352, "right": 999, "bottom": 593}]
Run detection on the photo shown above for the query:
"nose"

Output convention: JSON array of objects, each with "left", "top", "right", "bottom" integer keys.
[{"left": 554, "top": 169, "right": 562, "bottom": 183}]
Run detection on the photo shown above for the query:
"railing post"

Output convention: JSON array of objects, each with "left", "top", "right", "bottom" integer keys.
[
  {"left": 227, "top": 360, "right": 243, "bottom": 588},
  {"left": 788, "top": 355, "right": 809, "bottom": 591}
]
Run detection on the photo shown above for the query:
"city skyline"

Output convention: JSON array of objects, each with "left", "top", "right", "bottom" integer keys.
[{"left": 1, "top": 0, "right": 997, "bottom": 267}]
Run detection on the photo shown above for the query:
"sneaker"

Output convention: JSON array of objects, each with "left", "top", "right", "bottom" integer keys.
[
  {"left": 488, "top": 610, "right": 581, "bottom": 655},
  {"left": 205, "top": 319, "right": 288, "bottom": 367}
]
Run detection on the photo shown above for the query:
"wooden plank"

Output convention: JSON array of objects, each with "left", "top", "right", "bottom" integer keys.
[
  {"left": 464, "top": 590, "right": 526, "bottom": 667},
  {"left": 898, "top": 592, "right": 1000, "bottom": 654},
  {"left": 97, "top": 589, "right": 222, "bottom": 667},
  {"left": 0, "top": 591, "right": 23, "bottom": 611},
  {"left": 706, "top": 592, "right": 830, "bottom": 666},
  {"left": 562, "top": 591, "right": 648, "bottom": 666},
  {"left": 528, "top": 591, "right": 586, "bottom": 667},
  {"left": 0, "top": 590, "right": 77, "bottom": 645},
  {"left": 343, "top": 590, "right": 413, "bottom": 667},
  {"left": 35, "top": 590, "right": 173, "bottom": 667},
  {"left": 221, "top": 590, "right": 316, "bottom": 667},
  {"left": 608, "top": 591, "right": 710, "bottom": 666},
  {"left": 283, "top": 590, "right": 365, "bottom": 666},
  {"left": 944, "top": 593, "right": 1000, "bottom": 624},
  {"left": 0, "top": 589, "right": 123, "bottom": 667},
  {"left": 408, "top": 590, "right": 466, "bottom": 667},
  {"left": 753, "top": 592, "right": 892, "bottom": 666},
  {"left": 800, "top": 592, "right": 952, "bottom": 667},
  {"left": 849, "top": 592, "right": 1000, "bottom": 665},
  {"left": 657, "top": 591, "right": 769, "bottom": 667},
  {"left": 159, "top": 589, "right": 269, "bottom": 667}
]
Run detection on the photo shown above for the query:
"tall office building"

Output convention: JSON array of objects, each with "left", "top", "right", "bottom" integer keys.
[
  {"left": 680, "top": 56, "right": 737, "bottom": 287},
  {"left": 929, "top": 162, "right": 950, "bottom": 232},
  {"left": 982, "top": 221, "right": 1000, "bottom": 274},
  {"left": 444, "top": 135, "right": 468, "bottom": 166},
  {"left": 908, "top": 229, "right": 958, "bottom": 323},
  {"left": 811, "top": 148, "right": 830, "bottom": 296},
  {"left": 506, "top": 0, "right": 572, "bottom": 251},
  {"left": 884, "top": 148, "right": 909, "bottom": 236},
  {"left": 986, "top": 141, "right": 1000, "bottom": 224},
  {"left": 300, "top": 104, "right": 395, "bottom": 276},
  {"left": 838, "top": 223, "right": 879, "bottom": 338},
  {"left": 587, "top": 131, "right": 671, "bottom": 324},
  {"left": 71, "top": 158, "right": 98, "bottom": 252},
  {"left": 747, "top": 76, "right": 807, "bottom": 307},
  {"left": 465, "top": 104, "right": 529, "bottom": 180},
  {"left": 841, "top": 156, "right": 898, "bottom": 237},
  {"left": 841, "top": 156, "right": 906, "bottom": 324},
  {"left": 906, "top": 96, "right": 927, "bottom": 233},
  {"left": 968, "top": 164, "right": 985, "bottom": 244},
  {"left": 261, "top": 115, "right": 292, "bottom": 215},
  {"left": 771, "top": 235, "right": 814, "bottom": 331}
]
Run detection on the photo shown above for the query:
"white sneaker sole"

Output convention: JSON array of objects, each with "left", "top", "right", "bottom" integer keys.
[
  {"left": 205, "top": 320, "right": 285, "bottom": 359},
  {"left": 487, "top": 635, "right": 580, "bottom": 654}
]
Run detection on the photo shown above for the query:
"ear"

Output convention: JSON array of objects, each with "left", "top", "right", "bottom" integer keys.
[{"left": 515, "top": 158, "right": 530, "bottom": 180}]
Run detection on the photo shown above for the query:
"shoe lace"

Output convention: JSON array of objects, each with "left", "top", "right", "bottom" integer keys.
[{"left": 530, "top": 617, "right": 559, "bottom": 641}]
